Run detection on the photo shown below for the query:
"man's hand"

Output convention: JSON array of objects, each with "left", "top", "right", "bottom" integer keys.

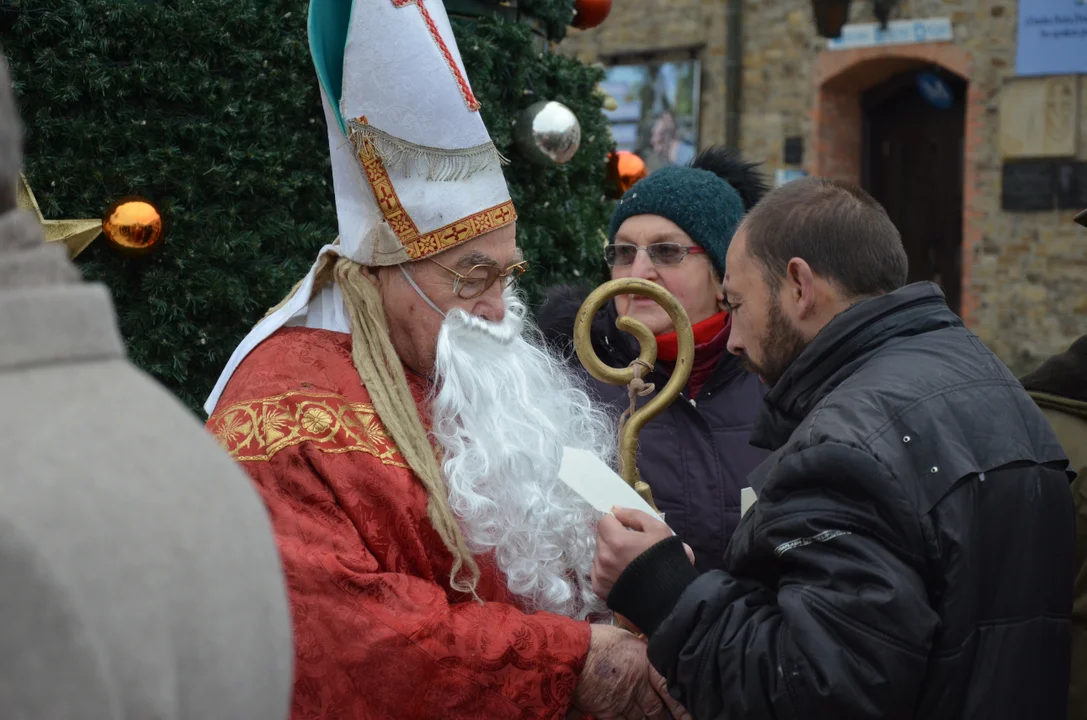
[
  {"left": 571, "top": 625, "right": 668, "bottom": 720},
  {"left": 650, "top": 667, "right": 692, "bottom": 720},
  {"left": 592, "top": 506, "right": 684, "bottom": 601}
]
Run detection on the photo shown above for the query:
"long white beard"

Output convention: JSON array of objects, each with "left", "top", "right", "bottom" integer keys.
[{"left": 430, "top": 292, "right": 616, "bottom": 621}]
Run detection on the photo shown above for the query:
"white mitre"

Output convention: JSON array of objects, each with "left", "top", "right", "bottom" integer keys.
[{"left": 204, "top": 0, "right": 514, "bottom": 415}]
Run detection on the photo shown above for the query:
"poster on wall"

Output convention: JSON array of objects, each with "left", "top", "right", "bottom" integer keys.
[
  {"left": 1016, "top": 0, "right": 1087, "bottom": 76},
  {"left": 599, "top": 59, "right": 701, "bottom": 174}
]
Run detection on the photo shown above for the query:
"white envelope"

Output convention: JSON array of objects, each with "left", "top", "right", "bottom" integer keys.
[
  {"left": 558, "top": 446, "right": 670, "bottom": 530},
  {"left": 741, "top": 487, "right": 758, "bottom": 517}
]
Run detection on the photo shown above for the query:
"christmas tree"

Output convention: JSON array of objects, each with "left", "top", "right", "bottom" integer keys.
[{"left": 2, "top": 0, "right": 612, "bottom": 411}]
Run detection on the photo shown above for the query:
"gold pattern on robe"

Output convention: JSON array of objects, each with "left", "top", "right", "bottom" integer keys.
[{"left": 208, "top": 390, "right": 409, "bottom": 467}]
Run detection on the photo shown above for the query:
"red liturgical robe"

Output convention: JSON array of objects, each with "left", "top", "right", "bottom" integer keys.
[{"left": 207, "top": 326, "right": 591, "bottom": 719}]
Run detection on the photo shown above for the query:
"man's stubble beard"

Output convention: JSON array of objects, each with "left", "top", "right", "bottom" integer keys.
[
  {"left": 740, "top": 294, "right": 808, "bottom": 388},
  {"left": 428, "top": 291, "right": 616, "bottom": 621}
]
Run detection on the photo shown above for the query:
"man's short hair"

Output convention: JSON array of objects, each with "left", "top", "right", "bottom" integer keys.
[{"left": 741, "top": 177, "right": 908, "bottom": 299}]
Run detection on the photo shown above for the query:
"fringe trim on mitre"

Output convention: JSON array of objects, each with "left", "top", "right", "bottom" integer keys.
[{"left": 347, "top": 118, "right": 508, "bottom": 182}]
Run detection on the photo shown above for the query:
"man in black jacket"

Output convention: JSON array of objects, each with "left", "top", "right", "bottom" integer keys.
[{"left": 593, "top": 177, "right": 1076, "bottom": 720}]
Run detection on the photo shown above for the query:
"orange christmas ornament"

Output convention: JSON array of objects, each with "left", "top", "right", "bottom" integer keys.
[
  {"left": 102, "top": 197, "right": 164, "bottom": 256},
  {"left": 605, "top": 150, "right": 648, "bottom": 199},
  {"left": 572, "top": 0, "right": 612, "bottom": 29}
]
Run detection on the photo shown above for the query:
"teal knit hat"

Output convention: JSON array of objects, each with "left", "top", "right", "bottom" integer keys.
[{"left": 608, "top": 165, "right": 746, "bottom": 276}]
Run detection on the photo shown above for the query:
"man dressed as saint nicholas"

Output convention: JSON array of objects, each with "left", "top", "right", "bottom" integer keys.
[{"left": 205, "top": 0, "right": 677, "bottom": 717}]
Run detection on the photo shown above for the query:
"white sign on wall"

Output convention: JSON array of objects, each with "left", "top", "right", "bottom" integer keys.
[
  {"left": 827, "top": 17, "right": 954, "bottom": 51},
  {"left": 1015, "top": 0, "right": 1087, "bottom": 76}
]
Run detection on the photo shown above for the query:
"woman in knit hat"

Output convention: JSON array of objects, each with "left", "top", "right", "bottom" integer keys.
[{"left": 539, "top": 147, "right": 770, "bottom": 572}]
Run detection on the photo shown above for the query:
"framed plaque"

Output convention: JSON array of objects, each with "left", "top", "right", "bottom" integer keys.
[{"left": 1002, "top": 160, "right": 1057, "bottom": 212}]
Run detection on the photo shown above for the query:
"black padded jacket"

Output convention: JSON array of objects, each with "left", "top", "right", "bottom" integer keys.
[{"left": 609, "top": 282, "right": 1076, "bottom": 720}]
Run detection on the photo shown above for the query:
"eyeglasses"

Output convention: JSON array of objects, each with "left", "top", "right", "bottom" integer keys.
[
  {"left": 427, "top": 258, "right": 529, "bottom": 299},
  {"left": 605, "top": 243, "right": 706, "bottom": 267}
]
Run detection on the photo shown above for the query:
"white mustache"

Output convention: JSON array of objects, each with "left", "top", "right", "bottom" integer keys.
[{"left": 442, "top": 295, "right": 525, "bottom": 346}]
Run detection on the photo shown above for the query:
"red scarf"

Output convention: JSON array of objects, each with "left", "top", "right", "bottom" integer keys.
[
  {"left": 657, "top": 312, "right": 731, "bottom": 398},
  {"left": 656, "top": 312, "right": 728, "bottom": 362}
]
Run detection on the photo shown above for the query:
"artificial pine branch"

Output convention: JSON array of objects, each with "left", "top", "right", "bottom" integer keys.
[{"left": 3, "top": 0, "right": 614, "bottom": 413}]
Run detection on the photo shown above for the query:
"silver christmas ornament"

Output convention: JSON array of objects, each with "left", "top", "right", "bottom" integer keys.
[{"left": 514, "top": 100, "right": 581, "bottom": 165}]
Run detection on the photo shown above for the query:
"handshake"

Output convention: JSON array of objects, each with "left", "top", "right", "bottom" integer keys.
[
  {"left": 568, "top": 506, "right": 696, "bottom": 720},
  {"left": 569, "top": 624, "right": 690, "bottom": 720}
]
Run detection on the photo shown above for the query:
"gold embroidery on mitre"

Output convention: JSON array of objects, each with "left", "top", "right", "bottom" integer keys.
[
  {"left": 348, "top": 117, "right": 518, "bottom": 261},
  {"left": 402, "top": 200, "right": 516, "bottom": 260},
  {"left": 208, "top": 390, "right": 409, "bottom": 466},
  {"left": 353, "top": 122, "right": 422, "bottom": 243}
]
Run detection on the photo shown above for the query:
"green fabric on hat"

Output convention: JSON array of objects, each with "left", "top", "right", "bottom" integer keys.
[
  {"left": 308, "top": 0, "right": 354, "bottom": 136},
  {"left": 608, "top": 165, "right": 746, "bottom": 276}
]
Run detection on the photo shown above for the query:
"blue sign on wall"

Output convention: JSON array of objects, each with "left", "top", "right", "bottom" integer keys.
[
  {"left": 1016, "top": 0, "right": 1087, "bottom": 76},
  {"left": 916, "top": 72, "right": 954, "bottom": 109}
]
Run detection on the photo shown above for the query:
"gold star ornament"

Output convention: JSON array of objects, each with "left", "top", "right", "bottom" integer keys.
[{"left": 16, "top": 173, "right": 102, "bottom": 258}]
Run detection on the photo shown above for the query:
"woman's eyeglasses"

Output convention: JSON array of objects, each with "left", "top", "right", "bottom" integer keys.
[
  {"left": 427, "top": 258, "right": 529, "bottom": 299},
  {"left": 605, "top": 243, "right": 706, "bottom": 267}
]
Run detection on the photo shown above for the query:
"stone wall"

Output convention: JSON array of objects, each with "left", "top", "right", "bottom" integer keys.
[{"left": 562, "top": 0, "right": 1087, "bottom": 375}]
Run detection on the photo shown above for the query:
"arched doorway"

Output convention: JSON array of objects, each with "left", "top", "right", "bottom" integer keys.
[
  {"left": 863, "top": 68, "right": 967, "bottom": 314},
  {"left": 810, "top": 45, "right": 983, "bottom": 325}
]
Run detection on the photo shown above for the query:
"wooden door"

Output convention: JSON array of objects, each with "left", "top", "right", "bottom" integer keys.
[{"left": 863, "top": 69, "right": 967, "bottom": 314}]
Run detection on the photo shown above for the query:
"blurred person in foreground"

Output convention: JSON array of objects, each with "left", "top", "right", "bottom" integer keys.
[
  {"left": 1020, "top": 205, "right": 1087, "bottom": 720},
  {"left": 539, "top": 147, "right": 770, "bottom": 572},
  {"left": 0, "top": 52, "right": 292, "bottom": 719},
  {"left": 203, "top": 0, "right": 674, "bottom": 717},
  {"left": 592, "top": 177, "right": 1075, "bottom": 720}
]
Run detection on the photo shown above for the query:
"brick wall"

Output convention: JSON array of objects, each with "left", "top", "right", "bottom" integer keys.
[{"left": 562, "top": 0, "right": 1087, "bottom": 374}]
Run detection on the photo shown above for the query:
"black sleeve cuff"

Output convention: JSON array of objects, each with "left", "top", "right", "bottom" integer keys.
[{"left": 606, "top": 535, "right": 701, "bottom": 638}]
